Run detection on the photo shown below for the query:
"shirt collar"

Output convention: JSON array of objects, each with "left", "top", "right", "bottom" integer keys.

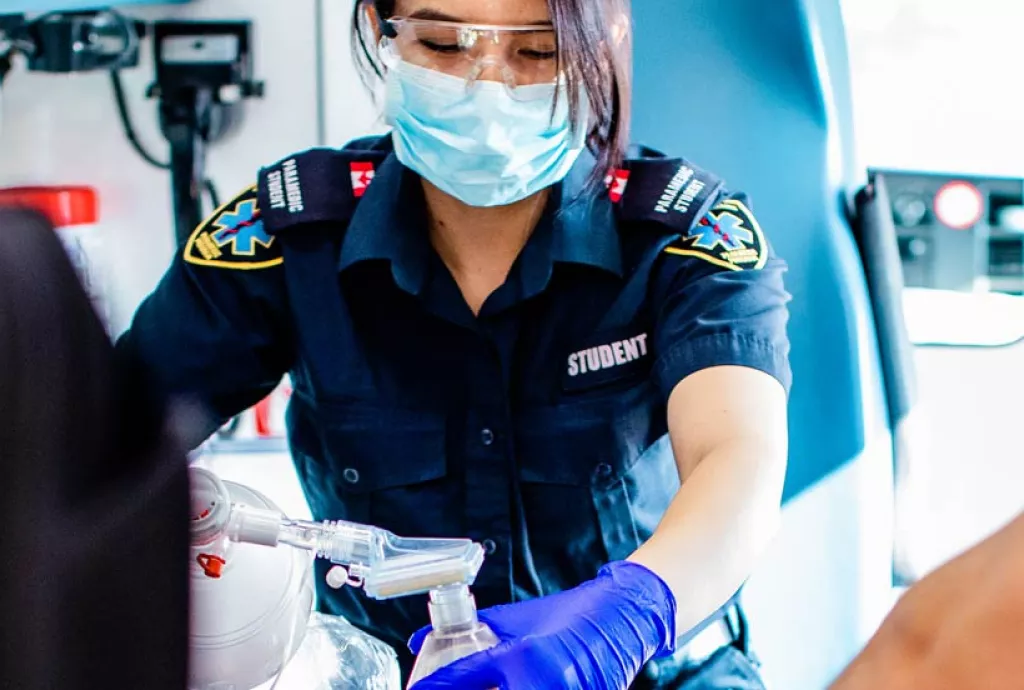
[
  {"left": 548, "top": 150, "right": 623, "bottom": 278},
  {"left": 338, "top": 146, "right": 623, "bottom": 296},
  {"left": 338, "top": 154, "right": 432, "bottom": 295}
]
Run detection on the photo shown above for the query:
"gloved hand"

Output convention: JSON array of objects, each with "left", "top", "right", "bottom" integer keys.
[{"left": 407, "top": 561, "right": 677, "bottom": 690}]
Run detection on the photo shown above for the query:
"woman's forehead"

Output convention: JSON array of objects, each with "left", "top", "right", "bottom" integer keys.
[{"left": 392, "top": 0, "right": 553, "bottom": 26}]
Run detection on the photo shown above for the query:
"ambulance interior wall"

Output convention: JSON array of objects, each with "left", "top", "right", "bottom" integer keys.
[{"left": 0, "top": 0, "right": 385, "bottom": 335}]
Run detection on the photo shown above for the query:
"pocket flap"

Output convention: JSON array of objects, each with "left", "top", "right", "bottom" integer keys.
[
  {"left": 517, "top": 383, "right": 662, "bottom": 487},
  {"left": 311, "top": 399, "right": 447, "bottom": 493}
]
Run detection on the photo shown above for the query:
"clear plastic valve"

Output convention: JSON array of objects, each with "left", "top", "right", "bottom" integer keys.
[
  {"left": 190, "top": 466, "right": 485, "bottom": 600},
  {"left": 277, "top": 518, "right": 485, "bottom": 600}
]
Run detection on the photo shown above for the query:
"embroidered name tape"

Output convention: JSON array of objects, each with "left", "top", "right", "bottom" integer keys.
[
  {"left": 612, "top": 146, "right": 725, "bottom": 236},
  {"left": 266, "top": 157, "right": 305, "bottom": 214},
  {"left": 184, "top": 185, "right": 283, "bottom": 270},
  {"left": 257, "top": 148, "right": 389, "bottom": 234},
  {"left": 564, "top": 328, "right": 651, "bottom": 392}
]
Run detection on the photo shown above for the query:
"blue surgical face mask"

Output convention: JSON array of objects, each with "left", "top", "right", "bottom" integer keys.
[{"left": 383, "top": 60, "right": 589, "bottom": 208}]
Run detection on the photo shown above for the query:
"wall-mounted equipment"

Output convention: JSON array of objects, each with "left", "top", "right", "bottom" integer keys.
[
  {"left": 146, "top": 21, "right": 264, "bottom": 245},
  {"left": 879, "top": 169, "right": 1024, "bottom": 294},
  {"left": 0, "top": 8, "right": 141, "bottom": 81},
  {"left": 2, "top": 1, "right": 188, "bottom": 11},
  {"left": 0, "top": 11, "right": 263, "bottom": 249},
  {"left": 933, "top": 180, "right": 985, "bottom": 232}
]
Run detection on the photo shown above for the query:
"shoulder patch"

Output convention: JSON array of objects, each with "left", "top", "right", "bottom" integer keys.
[
  {"left": 257, "top": 146, "right": 391, "bottom": 235},
  {"left": 663, "top": 198, "right": 767, "bottom": 271},
  {"left": 611, "top": 152, "right": 725, "bottom": 235},
  {"left": 184, "top": 185, "right": 283, "bottom": 270}
]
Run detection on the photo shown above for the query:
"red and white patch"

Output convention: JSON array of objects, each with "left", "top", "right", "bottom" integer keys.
[
  {"left": 605, "top": 169, "right": 631, "bottom": 203},
  {"left": 350, "top": 162, "right": 376, "bottom": 198}
]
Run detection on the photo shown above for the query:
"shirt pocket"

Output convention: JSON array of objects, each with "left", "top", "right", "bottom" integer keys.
[
  {"left": 295, "top": 397, "right": 458, "bottom": 537},
  {"left": 515, "top": 381, "right": 680, "bottom": 585}
]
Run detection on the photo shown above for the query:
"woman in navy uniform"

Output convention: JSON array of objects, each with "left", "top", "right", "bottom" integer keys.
[{"left": 118, "top": 0, "right": 791, "bottom": 687}]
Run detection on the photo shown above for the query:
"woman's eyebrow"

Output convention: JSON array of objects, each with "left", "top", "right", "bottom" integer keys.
[{"left": 406, "top": 7, "right": 553, "bottom": 26}]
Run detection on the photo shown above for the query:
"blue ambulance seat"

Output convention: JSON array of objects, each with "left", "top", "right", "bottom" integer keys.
[{"left": 632, "top": 1, "right": 895, "bottom": 687}]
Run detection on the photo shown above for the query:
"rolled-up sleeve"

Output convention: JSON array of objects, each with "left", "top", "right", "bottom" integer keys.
[{"left": 650, "top": 219, "right": 792, "bottom": 401}]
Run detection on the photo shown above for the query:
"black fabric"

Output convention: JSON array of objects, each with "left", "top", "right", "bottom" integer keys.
[
  {"left": 117, "top": 135, "right": 789, "bottom": 683},
  {"left": 0, "top": 210, "right": 189, "bottom": 690},
  {"left": 617, "top": 145, "right": 725, "bottom": 233},
  {"left": 853, "top": 175, "right": 918, "bottom": 429},
  {"left": 120, "top": 141, "right": 790, "bottom": 661},
  {"left": 258, "top": 143, "right": 393, "bottom": 235}
]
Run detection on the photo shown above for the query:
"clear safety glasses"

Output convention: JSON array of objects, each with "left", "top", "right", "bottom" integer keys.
[{"left": 379, "top": 17, "right": 560, "bottom": 92}]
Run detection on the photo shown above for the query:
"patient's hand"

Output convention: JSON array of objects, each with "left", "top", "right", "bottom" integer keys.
[{"left": 831, "top": 511, "right": 1024, "bottom": 690}]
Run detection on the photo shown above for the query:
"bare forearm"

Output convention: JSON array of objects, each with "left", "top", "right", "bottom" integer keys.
[
  {"left": 831, "top": 511, "right": 1024, "bottom": 690},
  {"left": 629, "top": 438, "right": 785, "bottom": 635}
]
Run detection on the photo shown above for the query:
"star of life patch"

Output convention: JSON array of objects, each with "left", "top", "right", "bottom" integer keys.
[
  {"left": 184, "top": 185, "right": 283, "bottom": 270},
  {"left": 663, "top": 198, "right": 767, "bottom": 271}
]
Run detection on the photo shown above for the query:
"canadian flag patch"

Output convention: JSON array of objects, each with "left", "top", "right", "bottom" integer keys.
[
  {"left": 604, "top": 169, "right": 631, "bottom": 203},
  {"left": 350, "top": 162, "right": 376, "bottom": 198}
]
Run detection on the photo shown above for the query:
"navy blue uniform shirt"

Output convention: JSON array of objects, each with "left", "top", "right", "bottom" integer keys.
[{"left": 117, "top": 134, "right": 791, "bottom": 675}]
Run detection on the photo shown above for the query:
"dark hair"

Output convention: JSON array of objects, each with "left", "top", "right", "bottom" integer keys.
[{"left": 350, "top": 0, "right": 633, "bottom": 185}]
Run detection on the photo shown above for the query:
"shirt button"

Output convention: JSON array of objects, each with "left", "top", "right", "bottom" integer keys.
[
  {"left": 480, "top": 428, "right": 495, "bottom": 446},
  {"left": 342, "top": 468, "right": 361, "bottom": 484},
  {"left": 482, "top": 539, "right": 498, "bottom": 555},
  {"left": 595, "top": 463, "right": 613, "bottom": 479}
]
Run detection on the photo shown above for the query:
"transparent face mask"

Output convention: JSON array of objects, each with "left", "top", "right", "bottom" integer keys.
[{"left": 378, "top": 17, "right": 561, "bottom": 97}]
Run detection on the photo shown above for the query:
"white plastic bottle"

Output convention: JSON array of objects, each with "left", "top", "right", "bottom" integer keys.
[{"left": 406, "top": 585, "right": 500, "bottom": 688}]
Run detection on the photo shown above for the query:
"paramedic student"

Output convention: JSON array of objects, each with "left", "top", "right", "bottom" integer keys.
[{"left": 116, "top": 0, "right": 792, "bottom": 687}]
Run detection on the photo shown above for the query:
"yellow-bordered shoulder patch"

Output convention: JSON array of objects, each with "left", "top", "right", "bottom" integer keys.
[
  {"left": 184, "top": 185, "right": 283, "bottom": 270},
  {"left": 663, "top": 198, "right": 767, "bottom": 271}
]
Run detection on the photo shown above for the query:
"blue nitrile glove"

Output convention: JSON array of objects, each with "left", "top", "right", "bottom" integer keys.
[{"left": 407, "top": 561, "right": 677, "bottom": 690}]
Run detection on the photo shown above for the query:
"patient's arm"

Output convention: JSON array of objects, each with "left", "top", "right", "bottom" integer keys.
[{"left": 831, "top": 511, "right": 1024, "bottom": 689}]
